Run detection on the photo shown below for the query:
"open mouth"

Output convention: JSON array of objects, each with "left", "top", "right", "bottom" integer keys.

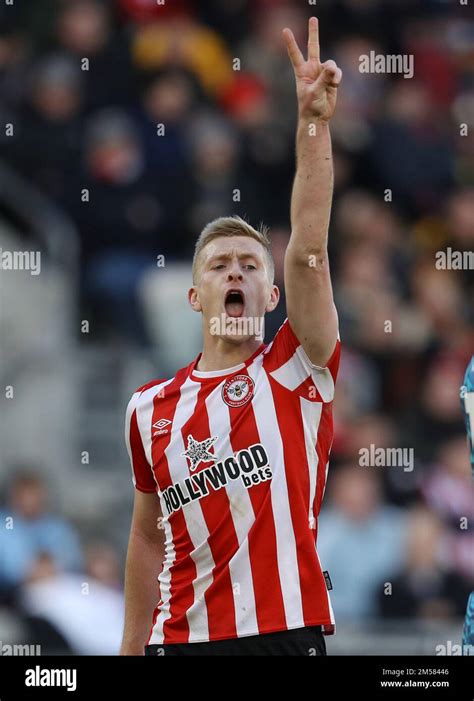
[{"left": 225, "top": 289, "right": 245, "bottom": 318}]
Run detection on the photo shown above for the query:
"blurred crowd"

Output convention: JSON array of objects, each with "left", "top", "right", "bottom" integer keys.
[
  {"left": 0, "top": 0, "right": 473, "bottom": 651},
  {"left": 0, "top": 472, "right": 124, "bottom": 653}
]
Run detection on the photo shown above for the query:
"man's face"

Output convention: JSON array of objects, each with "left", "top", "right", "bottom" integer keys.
[
  {"left": 11, "top": 482, "right": 47, "bottom": 520},
  {"left": 189, "top": 236, "right": 279, "bottom": 344}
]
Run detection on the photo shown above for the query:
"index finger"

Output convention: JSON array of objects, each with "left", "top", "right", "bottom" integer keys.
[
  {"left": 308, "top": 16, "right": 320, "bottom": 62},
  {"left": 282, "top": 27, "right": 305, "bottom": 69}
]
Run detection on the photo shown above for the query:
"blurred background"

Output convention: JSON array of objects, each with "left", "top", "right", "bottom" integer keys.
[{"left": 0, "top": 0, "right": 473, "bottom": 655}]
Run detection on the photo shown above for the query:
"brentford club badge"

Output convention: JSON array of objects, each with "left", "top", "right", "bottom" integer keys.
[{"left": 222, "top": 374, "right": 255, "bottom": 408}]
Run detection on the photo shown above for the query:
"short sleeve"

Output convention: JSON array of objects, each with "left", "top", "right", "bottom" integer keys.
[
  {"left": 263, "top": 318, "right": 341, "bottom": 402},
  {"left": 124, "top": 392, "right": 156, "bottom": 493}
]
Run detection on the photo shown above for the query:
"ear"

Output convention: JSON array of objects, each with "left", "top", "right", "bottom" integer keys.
[
  {"left": 265, "top": 284, "right": 280, "bottom": 313},
  {"left": 188, "top": 286, "right": 202, "bottom": 313}
]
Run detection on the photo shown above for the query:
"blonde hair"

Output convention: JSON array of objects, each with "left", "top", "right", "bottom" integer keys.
[{"left": 192, "top": 215, "right": 274, "bottom": 284}]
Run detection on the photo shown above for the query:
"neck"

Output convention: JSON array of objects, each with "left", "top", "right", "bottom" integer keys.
[{"left": 196, "top": 335, "right": 263, "bottom": 372}]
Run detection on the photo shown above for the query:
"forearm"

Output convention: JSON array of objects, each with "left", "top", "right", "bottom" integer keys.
[
  {"left": 120, "top": 530, "right": 164, "bottom": 655},
  {"left": 282, "top": 17, "right": 340, "bottom": 365},
  {"left": 289, "top": 118, "right": 333, "bottom": 258}
]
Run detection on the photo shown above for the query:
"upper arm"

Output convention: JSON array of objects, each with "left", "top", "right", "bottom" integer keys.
[
  {"left": 125, "top": 391, "right": 157, "bottom": 494},
  {"left": 284, "top": 244, "right": 338, "bottom": 368},
  {"left": 124, "top": 387, "right": 166, "bottom": 547},
  {"left": 130, "top": 490, "right": 164, "bottom": 545},
  {"left": 264, "top": 317, "right": 340, "bottom": 403}
]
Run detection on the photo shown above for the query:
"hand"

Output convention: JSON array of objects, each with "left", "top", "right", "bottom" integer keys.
[{"left": 283, "top": 17, "right": 342, "bottom": 122}]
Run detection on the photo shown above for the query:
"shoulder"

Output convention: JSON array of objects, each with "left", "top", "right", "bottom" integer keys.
[
  {"left": 263, "top": 317, "right": 341, "bottom": 401},
  {"left": 127, "top": 359, "right": 198, "bottom": 409},
  {"left": 126, "top": 378, "right": 169, "bottom": 412},
  {"left": 265, "top": 317, "right": 341, "bottom": 368},
  {"left": 135, "top": 378, "right": 169, "bottom": 394}
]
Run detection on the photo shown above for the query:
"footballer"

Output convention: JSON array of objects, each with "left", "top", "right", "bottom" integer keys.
[{"left": 120, "top": 17, "right": 342, "bottom": 656}]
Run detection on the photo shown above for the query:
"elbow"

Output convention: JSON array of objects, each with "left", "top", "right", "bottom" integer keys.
[{"left": 285, "top": 244, "right": 330, "bottom": 271}]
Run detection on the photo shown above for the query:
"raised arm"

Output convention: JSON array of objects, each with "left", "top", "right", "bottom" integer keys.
[{"left": 282, "top": 17, "right": 342, "bottom": 367}]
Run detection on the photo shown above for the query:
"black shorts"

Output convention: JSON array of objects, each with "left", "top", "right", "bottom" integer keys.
[{"left": 144, "top": 625, "right": 326, "bottom": 656}]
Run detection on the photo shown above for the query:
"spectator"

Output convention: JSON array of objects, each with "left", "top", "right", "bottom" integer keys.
[
  {"left": 421, "top": 436, "right": 474, "bottom": 580},
  {"left": 131, "top": 11, "right": 234, "bottom": 100},
  {"left": 54, "top": 0, "right": 135, "bottom": 111},
  {"left": 5, "top": 54, "right": 83, "bottom": 202},
  {"left": 318, "top": 464, "right": 406, "bottom": 621},
  {"left": 187, "top": 112, "right": 241, "bottom": 233},
  {"left": 368, "top": 81, "right": 454, "bottom": 216},
  {"left": 84, "top": 540, "right": 123, "bottom": 590},
  {"left": 0, "top": 471, "right": 83, "bottom": 588},
  {"left": 377, "top": 507, "right": 471, "bottom": 620},
  {"left": 20, "top": 551, "right": 124, "bottom": 655},
  {"left": 135, "top": 68, "right": 198, "bottom": 179},
  {"left": 70, "top": 108, "right": 191, "bottom": 342},
  {"left": 398, "top": 353, "right": 472, "bottom": 464}
]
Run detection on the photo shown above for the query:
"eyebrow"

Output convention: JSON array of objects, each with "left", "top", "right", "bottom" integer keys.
[{"left": 207, "top": 252, "right": 260, "bottom": 264}]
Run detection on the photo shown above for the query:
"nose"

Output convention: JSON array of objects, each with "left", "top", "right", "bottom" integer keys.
[{"left": 226, "top": 261, "right": 243, "bottom": 281}]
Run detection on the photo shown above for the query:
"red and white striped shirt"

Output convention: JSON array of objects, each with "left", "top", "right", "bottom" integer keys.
[{"left": 125, "top": 318, "right": 340, "bottom": 644}]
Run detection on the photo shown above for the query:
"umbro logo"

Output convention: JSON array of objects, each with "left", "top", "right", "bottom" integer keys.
[{"left": 153, "top": 418, "right": 172, "bottom": 436}]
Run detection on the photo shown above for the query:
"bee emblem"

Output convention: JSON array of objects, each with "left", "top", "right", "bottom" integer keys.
[{"left": 222, "top": 374, "right": 255, "bottom": 408}]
